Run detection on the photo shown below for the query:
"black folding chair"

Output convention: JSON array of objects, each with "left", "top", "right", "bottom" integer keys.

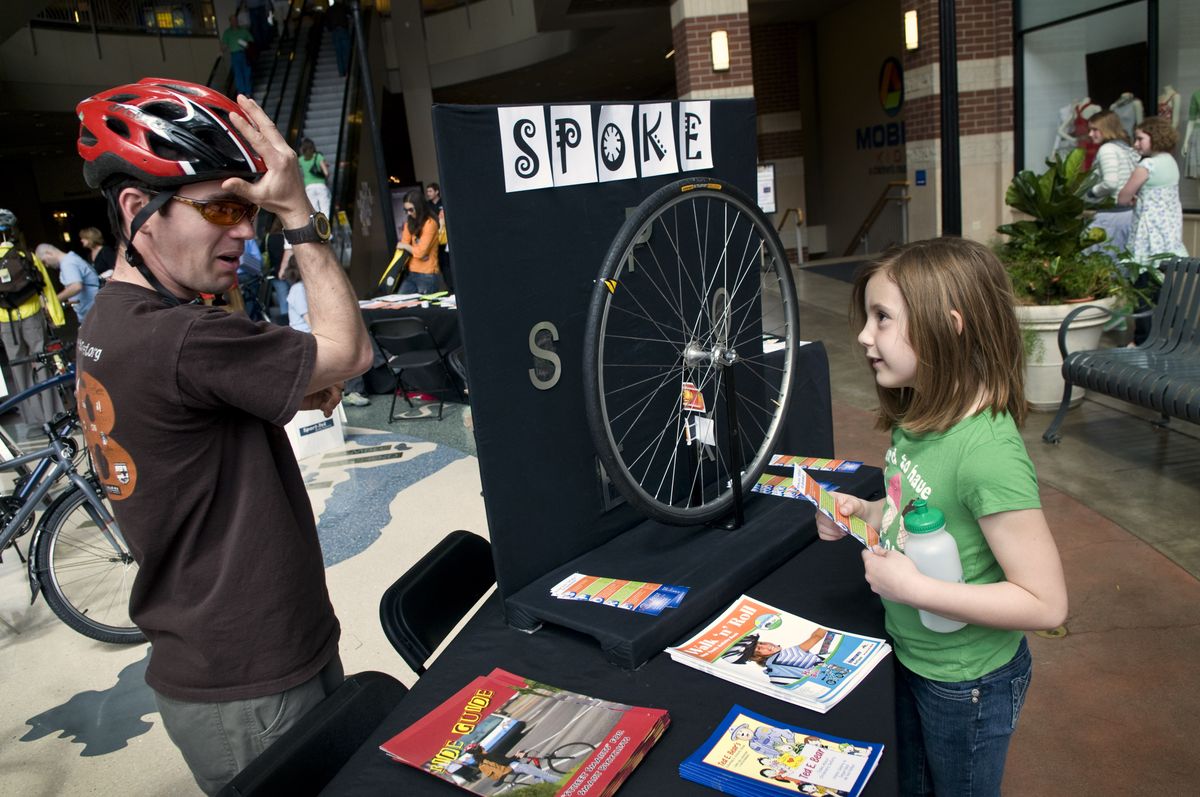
[
  {"left": 217, "top": 671, "right": 408, "bottom": 796},
  {"left": 379, "top": 530, "right": 495, "bottom": 675},
  {"left": 368, "top": 317, "right": 463, "bottom": 421}
]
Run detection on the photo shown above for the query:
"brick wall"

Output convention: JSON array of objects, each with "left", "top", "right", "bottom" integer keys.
[
  {"left": 673, "top": 12, "right": 753, "bottom": 96},
  {"left": 757, "top": 130, "right": 803, "bottom": 160},
  {"left": 902, "top": 0, "right": 1013, "bottom": 142},
  {"left": 750, "top": 22, "right": 800, "bottom": 114}
]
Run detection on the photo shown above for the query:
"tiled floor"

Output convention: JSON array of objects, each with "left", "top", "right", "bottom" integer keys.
[{"left": 1, "top": 267, "right": 1195, "bottom": 794}]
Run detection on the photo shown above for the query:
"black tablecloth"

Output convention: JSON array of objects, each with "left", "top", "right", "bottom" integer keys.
[
  {"left": 360, "top": 305, "right": 463, "bottom": 395},
  {"left": 320, "top": 535, "right": 897, "bottom": 796}
]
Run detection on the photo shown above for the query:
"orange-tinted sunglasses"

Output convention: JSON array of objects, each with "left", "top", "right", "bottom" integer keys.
[{"left": 167, "top": 194, "right": 259, "bottom": 226}]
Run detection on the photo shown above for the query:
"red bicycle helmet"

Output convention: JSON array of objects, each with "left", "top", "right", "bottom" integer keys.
[{"left": 77, "top": 78, "right": 265, "bottom": 189}]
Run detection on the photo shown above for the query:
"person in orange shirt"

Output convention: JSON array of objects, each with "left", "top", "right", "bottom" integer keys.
[{"left": 393, "top": 189, "right": 441, "bottom": 294}]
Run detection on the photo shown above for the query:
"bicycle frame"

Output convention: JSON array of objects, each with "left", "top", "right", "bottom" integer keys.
[
  {"left": 0, "top": 418, "right": 129, "bottom": 604},
  {"left": 0, "top": 367, "right": 74, "bottom": 417}
]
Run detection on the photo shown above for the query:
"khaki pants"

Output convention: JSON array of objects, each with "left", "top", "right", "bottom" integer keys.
[{"left": 153, "top": 655, "right": 344, "bottom": 795}]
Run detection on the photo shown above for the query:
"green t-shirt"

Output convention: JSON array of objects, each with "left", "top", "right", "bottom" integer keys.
[
  {"left": 298, "top": 153, "right": 325, "bottom": 186},
  {"left": 221, "top": 26, "right": 253, "bottom": 53},
  {"left": 880, "top": 410, "right": 1040, "bottom": 682}
]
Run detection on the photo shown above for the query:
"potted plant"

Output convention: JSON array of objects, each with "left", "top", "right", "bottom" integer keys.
[{"left": 995, "top": 149, "right": 1146, "bottom": 409}]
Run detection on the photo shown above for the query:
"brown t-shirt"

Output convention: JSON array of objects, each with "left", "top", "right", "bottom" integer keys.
[{"left": 76, "top": 282, "right": 338, "bottom": 702}]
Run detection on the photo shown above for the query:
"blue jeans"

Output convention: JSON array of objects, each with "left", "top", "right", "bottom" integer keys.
[
  {"left": 895, "top": 637, "right": 1032, "bottom": 796},
  {"left": 230, "top": 51, "right": 253, "bottom": 98},
  {"left": 398, "top": 272, "right": 441, "bottom": 295}
]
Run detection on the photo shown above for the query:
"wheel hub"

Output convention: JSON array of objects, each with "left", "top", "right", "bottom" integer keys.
[{"left": 683, "top": 340, "right": 739, "bottom": 368}]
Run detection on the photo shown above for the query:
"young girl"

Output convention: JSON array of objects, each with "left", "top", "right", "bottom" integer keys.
[{"left": 816, "top": 237, "right": 1068, "bottom": 796}]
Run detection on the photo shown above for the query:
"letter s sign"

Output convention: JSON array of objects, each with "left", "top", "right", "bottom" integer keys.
[{"left": 529, "top": 321, "right": 561, "bottom": 390}]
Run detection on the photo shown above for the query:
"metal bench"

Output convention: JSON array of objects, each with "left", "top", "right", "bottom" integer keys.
[{"left": 1043, "top": 257, "right": 1200, "bottom": 444}]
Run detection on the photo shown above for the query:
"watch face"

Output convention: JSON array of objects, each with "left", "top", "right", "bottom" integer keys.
[{"left": 313, "top": 212, "right": 332, "bottom": 241}]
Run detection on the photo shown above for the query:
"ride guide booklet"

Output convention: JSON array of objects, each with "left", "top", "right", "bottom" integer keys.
[
  {"left": 680, "top": 704, "right": 883, "bottom": 797},
  {"left": 666, "top": 595, "right": 891, "bottom": 713},
  {"left": 379, "top": 668, "right": 669, "bottom": 796}
]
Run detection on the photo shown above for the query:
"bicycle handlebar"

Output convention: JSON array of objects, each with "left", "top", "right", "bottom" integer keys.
[{"left": 8, "top": 343, "right": 75, "bottom": 367}]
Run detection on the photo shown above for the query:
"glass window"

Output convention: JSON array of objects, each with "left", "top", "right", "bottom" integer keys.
[
  {"left": 1160, "top": 0, "right": 1200, "bottom": 210},
  {"left": 1021, "top": 3, "right": 1147, "bottom": 173}
]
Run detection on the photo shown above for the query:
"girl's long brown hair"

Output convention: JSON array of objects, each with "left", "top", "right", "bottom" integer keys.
[{"left": 851, "top": 237, "right": 1028, "bottom": 433}]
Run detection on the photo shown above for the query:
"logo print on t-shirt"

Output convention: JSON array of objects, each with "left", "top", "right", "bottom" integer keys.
[{"left": 77, "top": 372, "right": 138, "bottom": 499}]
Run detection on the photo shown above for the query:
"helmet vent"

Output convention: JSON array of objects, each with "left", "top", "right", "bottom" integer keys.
[
  {"left": 148, "top": 132, "right": 187, "bottom": 162},
  {"left": 105, "top": 93, "right": 138, "bottom": 104},
  {"left": 143, "top": 101, "right": 187, "bottom": 121},
  {"left": 160, "top": 82, "right": 202, "bottom": 96},
  {"left": 79, "top": 125, "right": 98, "bottom": 147},
  {"left": 105, "top": 117, "right": 132, "bottom": 139}
]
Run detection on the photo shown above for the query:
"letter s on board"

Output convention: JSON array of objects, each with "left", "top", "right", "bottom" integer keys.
[{"left": 529, "top": 321, "right": 562, "bottom": 390}]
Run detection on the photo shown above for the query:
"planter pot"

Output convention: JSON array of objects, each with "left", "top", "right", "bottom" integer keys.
[{"left": 1015, "top": 296, "right": 1116, "bottom": 411}]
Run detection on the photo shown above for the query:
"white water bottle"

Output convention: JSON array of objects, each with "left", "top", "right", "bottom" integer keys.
[{"left": 903, "top": 500, "right": 966, "bottom": 633}]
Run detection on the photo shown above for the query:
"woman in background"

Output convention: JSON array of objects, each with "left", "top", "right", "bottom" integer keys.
[
  {"left": 297, "top": 138, "right": 331, "bottom": 217},
  {"left": 1084, "top": 110, "right": 1139, "bottom": 254},
  {"left": 78, "top": 226, "right": 117, "bottom": 280},
  {"left": 393, "top": 189, "right": 441, "bottom": 295}
]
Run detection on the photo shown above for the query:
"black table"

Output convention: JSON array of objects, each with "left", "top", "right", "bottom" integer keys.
[{"left": 320, "top": 534, "right": 897, "bottom": 795}]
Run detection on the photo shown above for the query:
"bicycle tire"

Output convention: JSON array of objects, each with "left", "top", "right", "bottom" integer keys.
[
  {"left": 583, "top": 176, "right": 799, "bottom": 525},
  {"left": 547, "top": 742, "right": 596, "bottom": 773},
  {"left": 34, "top": 484, "right": 144, "bottom": 644}
]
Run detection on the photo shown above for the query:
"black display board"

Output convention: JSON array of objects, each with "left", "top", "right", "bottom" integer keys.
[{"left": 433, "top": 101, "right": 837, "bottom": 667}]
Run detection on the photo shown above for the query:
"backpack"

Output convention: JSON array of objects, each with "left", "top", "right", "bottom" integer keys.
[{"left": 0, "top": 247, "right": 44, "bottom": 310}]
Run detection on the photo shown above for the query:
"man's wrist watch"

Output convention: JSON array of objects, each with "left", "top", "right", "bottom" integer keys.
[{"left": 283, "top": 212, "right": 332, "bottom": 245}]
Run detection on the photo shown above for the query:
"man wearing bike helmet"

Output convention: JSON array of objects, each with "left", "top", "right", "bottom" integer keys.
[
  {"left": 0, "top": 209, "right": 67, "bottom": 442},
  {"left": 74, "top": 78, "right": 371, "bottom": 794}
]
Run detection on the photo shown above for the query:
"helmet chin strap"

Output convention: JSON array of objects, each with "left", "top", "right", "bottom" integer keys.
[{"left": 109, "top": 187, "right": 200, "bottom": 308}]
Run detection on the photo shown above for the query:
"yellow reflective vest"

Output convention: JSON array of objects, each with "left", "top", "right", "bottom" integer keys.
[{"left": 0, "top": 242, "right": 66, "bottom": 327}]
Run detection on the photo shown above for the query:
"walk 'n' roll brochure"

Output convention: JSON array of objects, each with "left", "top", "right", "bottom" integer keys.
[
  {"left": 680, "top": 704, "right": 883, "bottom": 796},
  {"left": 666, "top": 595, "right": 890, "bottom": 713},
  {"left": 380, "top": 668, "right": 669, "bottom": 796}
]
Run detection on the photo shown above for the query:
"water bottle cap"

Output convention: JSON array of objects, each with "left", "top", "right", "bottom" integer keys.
[{"left": 904, "top": 499, "right": 945, "bottom": 533}]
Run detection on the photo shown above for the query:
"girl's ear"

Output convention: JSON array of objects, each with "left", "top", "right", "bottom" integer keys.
[{"left": 949, "top": 309, "right": 964, "bottom": 335}]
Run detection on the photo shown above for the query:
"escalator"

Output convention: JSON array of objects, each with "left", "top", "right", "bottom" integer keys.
[{"left": 208, "top": 1, "right": 378, "bottom": 275}]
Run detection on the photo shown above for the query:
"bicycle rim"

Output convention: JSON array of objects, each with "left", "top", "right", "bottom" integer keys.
[
  {"left": 37, "top": 486, "right": 144, "bottom": 644},
  {"left": 584, "top": 176, "right": 799, "bottom": 525}
]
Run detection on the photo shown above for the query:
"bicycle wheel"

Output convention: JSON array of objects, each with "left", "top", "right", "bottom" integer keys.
[
  {"left": 583, "top": 176, "right": 799, "bottom": 525},
  {"left": 547, "top": 742, "right": 596, "bottom": 773},
  {"left": 34, "top": 484, "right": 144, "bottom": 644}
]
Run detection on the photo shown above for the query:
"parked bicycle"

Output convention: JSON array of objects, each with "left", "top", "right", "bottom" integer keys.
[{"left": 0, "top": 348, "right": 143, "bottom": 644}]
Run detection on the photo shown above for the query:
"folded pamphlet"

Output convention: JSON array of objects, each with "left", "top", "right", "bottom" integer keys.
[{"left": 666, "top": 595, "right": 890, "bottom": 714}]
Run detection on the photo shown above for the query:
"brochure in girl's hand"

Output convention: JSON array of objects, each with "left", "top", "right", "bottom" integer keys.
[
  {"left": 680, "top": 705, "right": 882, "bottom": 797},
  {"left": 666, "top": 595, "right": 891, "bottom": 713},
  {"left": 751, "top": 471, "right": 880, "bottom": 548}
]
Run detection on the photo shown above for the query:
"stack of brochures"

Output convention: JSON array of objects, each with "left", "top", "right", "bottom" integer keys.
[
  {"left": 680, "top": 705, "right": 882, "bottom": 796},
  {"left": 666, "top": 595, "right": 891, "bottom": 713},
  {"left": 380, "top": 668, "right": 669, "bottom": 797},
  {"left": 550, "top": 572, "right": 690, "bottom": 615}
]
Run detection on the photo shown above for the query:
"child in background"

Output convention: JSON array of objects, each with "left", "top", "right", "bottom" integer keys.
[{"left": 816, "top": 238, "right": 1067, "bottom": 796}]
